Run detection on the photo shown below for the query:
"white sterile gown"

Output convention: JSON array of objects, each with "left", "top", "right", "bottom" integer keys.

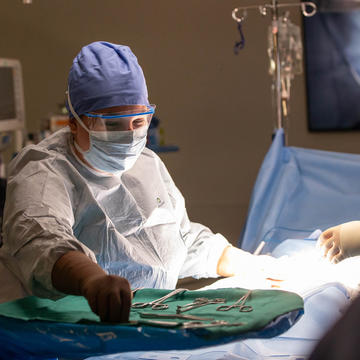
[{"left": 0, "top": 128, "right": 229, "bottom": 302}]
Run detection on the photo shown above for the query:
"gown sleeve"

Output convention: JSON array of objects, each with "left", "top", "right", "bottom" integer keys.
[
  {"left": 156, "top": 155, "right": 230, "bottom": 279},
  {"left": 1, "top": 148, "right": 96, "bottom": 299}
]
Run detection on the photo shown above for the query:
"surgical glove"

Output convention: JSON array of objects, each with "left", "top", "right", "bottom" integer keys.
[
  {"left": 80, "top": 273, "right": 132, "bottom": 323},
  {"left": 217, "top": 245, "right": 279, "bottom": 278},
  {"left": 52, "top": 251, "right": 131, "bottom": 323},
  {"left": 317, "top": 221, "right": 360, "bottom": 263}
]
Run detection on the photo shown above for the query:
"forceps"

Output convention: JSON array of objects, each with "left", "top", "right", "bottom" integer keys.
[
  {"left": 131, "top": 287, "right": 143, "bottom": 295},
  {"left": 176, "top": 297, "right": 226, "bottom": 313},
  {"left": 139, "top": 312, "right": 214, "bottom": 321},
  {"left": 182, "top": 320, "right": 245, "bottom": 329},
  {"left": 131, "top": 288, "right": 187, "bottom": 310},
  {"left": 217, "top": 290, "right": 253, "bottom": 312}
]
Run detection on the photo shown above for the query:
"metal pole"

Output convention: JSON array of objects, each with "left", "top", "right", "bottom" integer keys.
[{"left": 271, "top": 0, "right": 283, "bottom": 131}]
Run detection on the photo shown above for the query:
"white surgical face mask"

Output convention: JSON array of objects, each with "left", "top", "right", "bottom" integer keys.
[
  {"left": 73, "top": 122, "right": 148, "bottom": 174},
  {"left": 67, "top": 90, "right": 148, "bottom": 175}
]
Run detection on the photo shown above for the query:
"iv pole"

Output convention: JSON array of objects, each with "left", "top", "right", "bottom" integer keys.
[
  {"left": 232, "top": 1, "right": 317, "bottom": 142},
  {"left": 271, "top": 0, "right": 283, "bottom": 131}
]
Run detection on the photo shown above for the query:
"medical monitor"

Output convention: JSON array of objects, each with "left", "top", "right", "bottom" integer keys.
[
  {"left": 303, "top": 6, "right": 360, "bottom": 131},
  {"left": 0, "top": 58, "right": 25, "bottom": 133}
]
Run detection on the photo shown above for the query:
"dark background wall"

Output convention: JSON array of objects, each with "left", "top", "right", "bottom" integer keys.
[{"left": 1, "top": 0, "right": 359, "bottom": 245}]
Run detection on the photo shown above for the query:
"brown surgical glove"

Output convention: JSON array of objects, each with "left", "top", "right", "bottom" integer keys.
[{"left": 52, "top": 250, "right": 131, "bottom": 323}]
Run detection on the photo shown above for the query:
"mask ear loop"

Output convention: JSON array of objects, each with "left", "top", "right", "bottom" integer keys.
[
  {"left": 66, "top": 88, "right": 92, "bottom": 152},
  {"left": 66, "top": 88, "right": 90, "bottom": 132}
]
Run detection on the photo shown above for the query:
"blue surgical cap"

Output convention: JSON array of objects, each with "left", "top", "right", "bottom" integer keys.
[{"left": 67, "top": 41, "right": 149, "bottom": 116}]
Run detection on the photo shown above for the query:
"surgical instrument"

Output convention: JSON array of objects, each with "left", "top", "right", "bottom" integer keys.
[
  {"left": 253, "top": 241, "right": 266, "bottom": 255},
  {"left": 176, "top": 297, "right": 226, "bottom": 313},
  {"left": 131, "top": 288, "right": 187, "bottom": 310},
  {"left": 139, "top": 312, "right": 214, "bottom": 321},
  {"left": 130, "top": 319, "right": 180, "bottom": 328},
  {"left": 131, "top": 287, "right": 143, "bottom": 295},
  {"left": 217, "top": 290, "right": 253, "bottom": 312},
  {"left": 182, "top": 320, "right": 245, "bottom": 329}
]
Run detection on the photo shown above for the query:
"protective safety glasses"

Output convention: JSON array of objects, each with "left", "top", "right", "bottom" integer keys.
[{"left": 83, "top": 105, "right": 156, "bottom": 132}]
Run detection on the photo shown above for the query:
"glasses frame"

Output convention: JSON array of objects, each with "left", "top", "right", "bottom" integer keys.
[{"left": 84, "top": 104, "right": 156, "bottom": 120}]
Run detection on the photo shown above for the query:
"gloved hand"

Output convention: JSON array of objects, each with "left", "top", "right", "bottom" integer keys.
[
  {"left": 80, "top": 273, "right": 131, "bottom": 323},
  {"left": 317, "top": 221, "right": 360, "bottom": 263},
  {"left": 52, "top": 251, "right": 132, "bottom": 323},
  {"left": 217, "top": 245, "right": 279, "bottom": 278}
]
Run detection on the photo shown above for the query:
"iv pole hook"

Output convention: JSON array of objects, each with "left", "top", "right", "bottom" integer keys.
[
  {"left": 232, "top": 1, "right": 317, "bottom": 22},
  {"left": 301, "top": 2, "right": 317, "bottom": 17},
  {"left": 232, "top": 8, "right": 247, "bottom": 23}
]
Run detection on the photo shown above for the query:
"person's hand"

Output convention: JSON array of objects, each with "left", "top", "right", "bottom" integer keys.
[
  {"left": 317, "top": 221, "right": 360, "bottom": 263},
  {"left": 52, "top": 251, "right": 132, "bottom": 323},
  {"left": 80, "top": 274, "right": 132, "bottom": 323},
  {"left": 217, "top": 245, "right": 279, "bottom": 278},
  {"left": 317, "top": 225, "right": 342, "bottom": 263}
]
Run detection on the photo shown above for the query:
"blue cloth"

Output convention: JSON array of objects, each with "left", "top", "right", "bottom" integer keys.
[
  {"left": 0, "top": 291, "right": 302, "bottom": 360},
  {"left": 67, "top": 41, "right": 149, "bottom": 116},
  {"left": 83, "top": 277, "right": 350, "bottom": 359},
  {"left": 81, "top": 238, "right": 352, "bottom": 360},
  {"left": 240, "top": 128, "right": 360, "bottom": 253}
]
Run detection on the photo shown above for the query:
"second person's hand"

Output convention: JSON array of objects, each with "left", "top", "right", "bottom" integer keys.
[{"left": 317, "top": 221, "right": 360, "bottom": 263}]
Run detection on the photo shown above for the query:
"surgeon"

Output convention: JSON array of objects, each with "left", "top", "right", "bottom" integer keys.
[
  {"left": 0, "top": 41, "right": 276, "bottom": 323},
  {"left": 317, "top": 221, "right": 360, "bottom": 263}
]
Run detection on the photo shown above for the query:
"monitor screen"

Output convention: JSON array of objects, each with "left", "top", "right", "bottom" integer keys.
[
  {"left": 0, "top": 67, "right": 16, "bottom": 121},
  {"left": 303, "top": 8, "right": 360, "bottom": 131},
  {"left": 0, "top": 59, "right": 25, "bottom": 152}
]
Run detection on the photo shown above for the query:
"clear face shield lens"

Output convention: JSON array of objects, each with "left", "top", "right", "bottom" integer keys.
[{"left": 84, "top": 105, "right": 156, "bottom": 132}]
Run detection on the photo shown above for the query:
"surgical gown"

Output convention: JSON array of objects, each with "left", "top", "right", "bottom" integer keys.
[{"left": 0, "top": 128, "right": 229, "bottom": 300}]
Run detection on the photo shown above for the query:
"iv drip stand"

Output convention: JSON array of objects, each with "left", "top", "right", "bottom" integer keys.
[
  {"left": 232, "top": 1, "right": 317, "bottom": 141},
  {"left": 271, "top": 0, "right": 283, "bottom": 131}
]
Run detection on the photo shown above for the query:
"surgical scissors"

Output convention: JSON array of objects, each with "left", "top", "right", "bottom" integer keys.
[
  {"left": 216, "top": 290, "right": 253, "bottom": 312},
  {"left": 176, "top": 297, "right": 226, "bottom": 314},
  {"left": 131, "top": 288, "right": 187, "bottom": 310}
]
